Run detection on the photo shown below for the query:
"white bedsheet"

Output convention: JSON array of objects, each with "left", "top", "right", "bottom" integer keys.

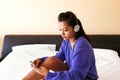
[
  {"left": 0, "top": 49, "right": 55, "bottom": 80},
  {"left": 0, "top": 51, "right": 33, "bottom": 80},
  {"left": 98, "top": 62, "right": 120, "bottom": 80},
  {"left": 0, "top": 49, "right": 120, "bottom": 80}
]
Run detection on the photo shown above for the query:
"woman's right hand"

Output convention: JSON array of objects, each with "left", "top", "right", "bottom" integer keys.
[{"left": 32, "top": 58, "right": 42, "bottom": 68}]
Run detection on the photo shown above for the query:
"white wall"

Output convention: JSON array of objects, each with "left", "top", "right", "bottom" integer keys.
[{"left": 0, "top": 0, "right": 120, "bottom": 36}]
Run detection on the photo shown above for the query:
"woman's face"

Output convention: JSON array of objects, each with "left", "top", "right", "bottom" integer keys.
[{"left": 59, "top": 21, "right": 76, "bottom": 40}]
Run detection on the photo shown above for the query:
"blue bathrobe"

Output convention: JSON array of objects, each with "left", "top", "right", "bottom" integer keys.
[{"left": 44, "top": 36, "right": 98, "bottom": 80}]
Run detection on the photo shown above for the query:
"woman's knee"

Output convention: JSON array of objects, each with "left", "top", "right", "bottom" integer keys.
[{"left": 45, "top": 56, "right": 59, "bottom": 64}]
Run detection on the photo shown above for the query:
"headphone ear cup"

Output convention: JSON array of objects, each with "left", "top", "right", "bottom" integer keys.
[{"left": 74, "top": 25, "right": 80, "bottom": 32}]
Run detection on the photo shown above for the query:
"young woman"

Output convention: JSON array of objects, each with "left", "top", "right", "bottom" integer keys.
[{"left": 33, "top": 11, "right": 98, "bottom": 80}]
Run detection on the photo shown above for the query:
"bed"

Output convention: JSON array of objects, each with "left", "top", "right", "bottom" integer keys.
[{"left": 0, "top": 35, "right": 120, "bottom": 80}]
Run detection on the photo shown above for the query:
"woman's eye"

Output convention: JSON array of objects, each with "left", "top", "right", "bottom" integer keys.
[{"left": 59, "top": 29, "right": 62, "bottom": 31}]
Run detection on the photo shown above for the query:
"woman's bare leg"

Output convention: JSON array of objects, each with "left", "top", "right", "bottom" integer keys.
[{"left": 40, "top": 56, "right": 68, "bottom": 71}]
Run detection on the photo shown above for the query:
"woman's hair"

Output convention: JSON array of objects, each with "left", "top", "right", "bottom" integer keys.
[{"left": 58, "top": 11, "right": 90, "bottom": 43}]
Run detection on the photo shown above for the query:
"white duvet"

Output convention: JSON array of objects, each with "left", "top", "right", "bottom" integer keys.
[{"left": 0, "top": 44, "right": 120, "bottom": 80}]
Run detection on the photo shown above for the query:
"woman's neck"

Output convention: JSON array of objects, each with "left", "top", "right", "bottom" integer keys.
[{"left": 69, "top": 37, "right": 76, "bottom": 49}]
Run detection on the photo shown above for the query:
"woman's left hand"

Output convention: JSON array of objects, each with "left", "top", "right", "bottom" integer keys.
[{"left": 34, "top": 67, "right": 48, "bottom": 79}]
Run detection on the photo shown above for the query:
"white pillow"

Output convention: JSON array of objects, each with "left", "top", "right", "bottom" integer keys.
[
  {"left": 12, "top": 44, "right": 56, "bottom": 51},
  {"left": 93, "top": 48, "right": 120, "bottom": 68},
  {"left": 11, "top": 44, "right": 56, "bottom": 61}
]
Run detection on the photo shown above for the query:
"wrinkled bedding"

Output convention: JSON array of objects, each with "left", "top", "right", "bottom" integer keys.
[{"left": 0, "top": 46, "right": 120, "bottom": 80}]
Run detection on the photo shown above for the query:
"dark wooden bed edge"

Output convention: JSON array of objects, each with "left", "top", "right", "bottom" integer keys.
[{"left": 1, "top": 35, "right": 120, "bottom": 61}]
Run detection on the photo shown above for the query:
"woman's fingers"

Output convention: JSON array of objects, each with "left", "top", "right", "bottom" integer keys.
[
  {"left": 34, "top": 67, "right": 48, "bottom": 78},
  {"left": 34, "top": 67, "right": 44, "bottom": 76},
  {"left": 32, "top": 58, "right": 42, "bottom": 67},
  {"left": 36, "top": 59, "right": 41, "bottom": 66},
  {"left": 31, "top": 62, "right": 37, "bottom": 68},
  {"left": 33, "top": 59, "right": 38, "bottom": 65}
]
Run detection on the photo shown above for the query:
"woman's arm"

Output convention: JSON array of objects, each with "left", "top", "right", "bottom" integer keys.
[
  {"left": 46, "top": 40, "right": 98, "bottom": 80},
  {"left": 33, "top": 41, "right": 66, "bottom": 67},
  {"left": 54, "top": 41, "right": 66, "bottom": 61},
  {"left": 33, "top": 57, "right": 48, "bottom": 67}
]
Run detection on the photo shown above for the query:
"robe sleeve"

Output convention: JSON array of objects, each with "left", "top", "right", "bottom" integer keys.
[
  {"left": 40, "top": 41, "right": 65, "bottom": 62},
  {"left": 54, "top": 41, "right": 66, "bottom": 61}
]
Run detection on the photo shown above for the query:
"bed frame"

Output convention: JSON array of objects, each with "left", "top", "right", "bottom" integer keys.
[{"left": 1, "top": 35, "right": 120, "bottom": 61}]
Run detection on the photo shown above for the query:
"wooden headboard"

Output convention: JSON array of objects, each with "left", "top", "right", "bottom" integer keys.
[{"left": 1, "top": 35, "right": 120, "bottom": 60}]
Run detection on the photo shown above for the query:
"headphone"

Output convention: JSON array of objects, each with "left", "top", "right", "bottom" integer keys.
[{"left": 73, "top": 19, "right": 80, "bottom": 32}]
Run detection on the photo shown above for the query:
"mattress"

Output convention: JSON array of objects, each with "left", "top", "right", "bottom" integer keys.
[
  {"left": 0, "top": 44, "right": 120, "bottom": 80},
  {"left": 98, "top": 63, "right": 120, "bottom": 80}
]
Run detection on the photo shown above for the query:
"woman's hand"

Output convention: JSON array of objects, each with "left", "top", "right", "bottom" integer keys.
[
  {"left": 34, "top": 67, "right": 48, "bottom": 79},
  {"left": 32, "top": 58, "right": 42, "bottom": 67}
]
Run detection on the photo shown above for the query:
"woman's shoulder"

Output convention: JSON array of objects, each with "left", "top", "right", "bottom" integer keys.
[
  {"left": 77, "top": 36, "right": 89, "bottom": 43},
  {"left": 76, "top": 36, "right": 92, "bottom": 48}
]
